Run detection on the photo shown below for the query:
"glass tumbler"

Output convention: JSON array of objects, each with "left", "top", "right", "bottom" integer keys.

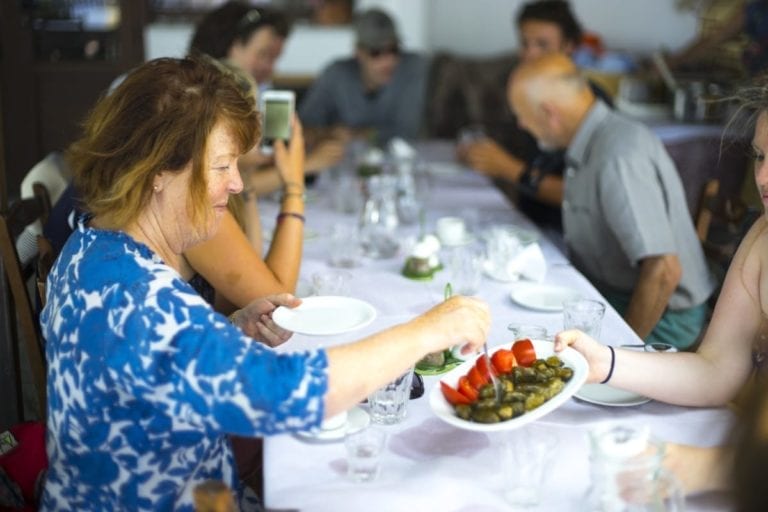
[{"left": 368, "top": 368, "right": 414, "bottom": 425}]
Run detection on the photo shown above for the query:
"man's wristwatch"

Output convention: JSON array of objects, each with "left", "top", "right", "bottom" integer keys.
[{"left": 518, "top": 166, "right": 544, "bottom": 196}]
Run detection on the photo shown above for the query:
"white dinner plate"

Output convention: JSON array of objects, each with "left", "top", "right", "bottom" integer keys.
[
  {"left": 575, "top": 383, "right": 651, "bottom": 407},
  {"left": 509, "top": 283, "right": 582, "bottom": 312},
  {"left": 429, "top": 339, "right": 588, "bottom": 432},
  {"left": 294, "top": 406, "right": 370, "bottom": 442},
  {"left": 273, "top": 296, "right": 377, "bottom": 336}
]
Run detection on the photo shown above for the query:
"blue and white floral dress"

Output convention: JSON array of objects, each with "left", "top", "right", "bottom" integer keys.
[{"left": 40, "top": 220, "right": 328, "bottom": 511}]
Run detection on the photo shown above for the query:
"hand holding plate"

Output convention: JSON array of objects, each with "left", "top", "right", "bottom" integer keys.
[
  {"left": 554, "top": 329, "right": 612, "bottom": 384},
  {"left": 234, "top": 293, "right": 302, "bottom": 347}
]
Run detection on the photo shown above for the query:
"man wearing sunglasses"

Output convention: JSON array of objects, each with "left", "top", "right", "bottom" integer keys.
[{"left": 299, "top": 8, "right": 428, "bottom": 143}]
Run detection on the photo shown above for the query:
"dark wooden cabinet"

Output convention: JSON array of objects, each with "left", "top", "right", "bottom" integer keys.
[{"left": 0, "top": 1, "right": 148, "bottom": 208}]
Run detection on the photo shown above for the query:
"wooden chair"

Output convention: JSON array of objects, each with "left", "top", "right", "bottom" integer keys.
[
  {"left": 423, "top": 52, "right": 518, "bottom": 139},
  {"left": 0, "top": 182, "right": 51, "bottom": 420},
  {"left": 36, "top": 234, "right": 54, "bottom": 307},
  {"left": 666, "top": 135, "right": 756, "bottom": 277},
  {"left": 665, "top": 136, "right": 749, "bottom": 221}
]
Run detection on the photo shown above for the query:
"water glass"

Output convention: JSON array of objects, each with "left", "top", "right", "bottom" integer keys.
[
  {"left": 563, "top": 299, "right": 606, "bottom": 339},
  {"left": 617, "top": 470, "right": 686, "bottom": 511},
  {"left": 447, "top": 246, "right": 483, "bottom": 295},
  {"left": 586, "top": 423, "right": 685, "bottom": 512},
  {"left": 507, "top": 323, "right": 549, "bottom": 341},
  {"left": 368, "top": 368, "right": 414, "bottom": 425},
  {"left": 345, "top": 426, "right": 386, "bottom": 483},
  {"left": 332, "top": 173, "right": 363, "bottom": 214},
  {"left": 484, "top": 227, "right": 523, "bottom": 280},
  {"left": 312, "top": 270, "right": 352, "bottom": 296},
  {"left": 395, "top": 160, "right": 421, "bottom": 225},
  {"left": 503, "top": 425, "right": 558, "bottom": 508},
  {"left": 359, "top": 174, "right": 400, "bottom": 259},
  {"left": 328, "top": 223, "right": 363, "bottom": 268}
]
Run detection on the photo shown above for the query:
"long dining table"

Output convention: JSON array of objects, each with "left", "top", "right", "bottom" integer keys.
[{"left": 259, "top": 140, "right": 735, "bottom": 511}]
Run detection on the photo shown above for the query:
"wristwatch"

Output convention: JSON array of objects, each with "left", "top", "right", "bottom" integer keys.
[{"left": 518, "top": 165, "right": 543, "bottom": 196}]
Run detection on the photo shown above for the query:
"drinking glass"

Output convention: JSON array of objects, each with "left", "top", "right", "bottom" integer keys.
[
  {"left": 586, "top": 424, "right": 685, "bottom": 512},
  {"left": 394, "top": 158, "right": 421, "bottom": 225},
  {"left": 359, "top": 175, "right": 400, "bottom": 259},
  {"left": 311, "top": 270, "right": 352, "bottom": 296},
  {"left": 345, "top": 426, "right": 386, "bottom": 483},
  {"left": 563, "top": 299, "right": 606, "bottom": 339},
  {"left": 368, "top": 368, "right": 414, "bottom": 425},
  {"left": 331, "top": 173, "right": 363, "bottom": 214},
  {"left": 447, "top": 246, "right": 483, "bottom": 295},
  {"left": 484, "top": 227, "right": 523, "bottom": 280},
  {"left": 507, "top": 323, "right": 549, "bottom": 341},
  {"left": 328, "top": 223, "right": 363, "bottom": 268},
  {"left": 503, "top": 425, "right": 558, "bottom": 508}
]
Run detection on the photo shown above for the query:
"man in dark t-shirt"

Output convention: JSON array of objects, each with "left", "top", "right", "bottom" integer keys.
[{"left": 458, "top": 0, "right": 612, "bottom": 233}]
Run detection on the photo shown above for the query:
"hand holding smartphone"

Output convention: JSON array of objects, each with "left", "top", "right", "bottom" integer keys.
[{"left": 260, "top": 90, "right": 295, "bottom": 155}]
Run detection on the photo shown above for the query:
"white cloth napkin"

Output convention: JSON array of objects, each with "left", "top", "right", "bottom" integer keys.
[{"left": 507, "top": 242, "right": 547, "bottom": 282}]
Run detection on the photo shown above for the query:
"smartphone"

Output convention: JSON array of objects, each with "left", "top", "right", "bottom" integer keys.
[{"left": 259, "top": 90, "right": 295, "bottom": 155}]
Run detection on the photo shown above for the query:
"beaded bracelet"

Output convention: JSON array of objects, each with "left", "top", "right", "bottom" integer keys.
[
  {"left": 276, "top": 212, "right": 305, "bottom": 223},
  {"left": 600, "top": 345, "right": 616, "bottom": 384}
]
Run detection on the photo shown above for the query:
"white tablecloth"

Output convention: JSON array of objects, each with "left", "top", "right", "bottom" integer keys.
[{"left": 261, "top": 141, "right": 735, "bottom": 511}]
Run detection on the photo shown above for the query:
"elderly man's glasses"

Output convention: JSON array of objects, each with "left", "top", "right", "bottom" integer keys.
[{"left": 366, "top": 45, "right": 400, "bottom": 58}]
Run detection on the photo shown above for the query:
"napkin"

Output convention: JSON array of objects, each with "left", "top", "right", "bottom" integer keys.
[{"left": 507, "top": 242, "right": 547, "bottom": 282}]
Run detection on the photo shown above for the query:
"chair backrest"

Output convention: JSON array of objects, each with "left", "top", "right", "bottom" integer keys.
[
  {"left": 664, "top": 135, "right": 754, "bottom": 273},
  {"left": 423, "top": 52, "right": 518, "bottom": 139},
  {"left": 0, "top": 182, "right": 51, "bottom": 420},
  {"left": 665, "top": 135, "right": 749, "bottom": 219}
]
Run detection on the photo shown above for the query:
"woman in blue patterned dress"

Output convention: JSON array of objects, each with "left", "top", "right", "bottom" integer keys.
[{"left": 39, "top": 57, "right": 490, "bottom": 511}]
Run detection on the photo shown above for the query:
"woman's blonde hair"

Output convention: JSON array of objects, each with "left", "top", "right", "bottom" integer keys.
[{"left": 68, "top": 57, "right": 259, "bottom": 231}]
